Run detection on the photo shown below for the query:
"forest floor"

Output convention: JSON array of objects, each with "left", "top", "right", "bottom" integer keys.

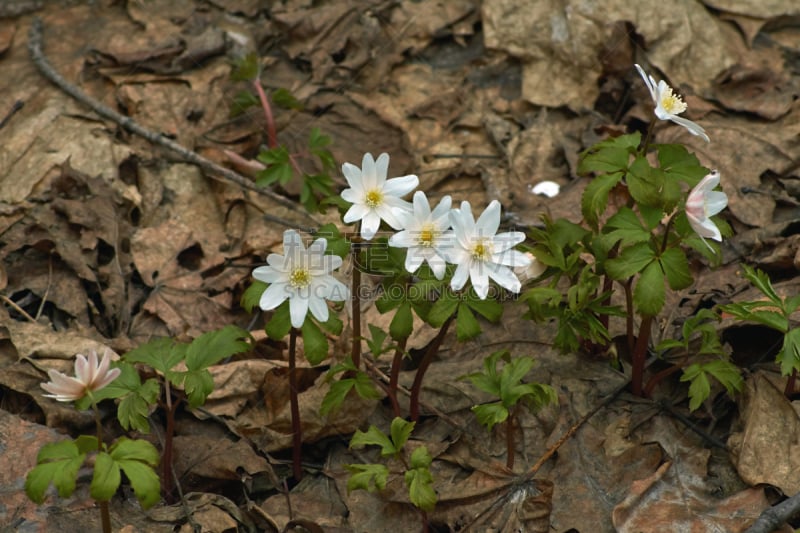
[{"left": 2, "top": 1, "right": 800, "bottom": 532}]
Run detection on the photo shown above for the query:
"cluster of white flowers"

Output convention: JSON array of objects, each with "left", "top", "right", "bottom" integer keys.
[{"left": 254, "top": 153, "right": 538, "bottom": 327}]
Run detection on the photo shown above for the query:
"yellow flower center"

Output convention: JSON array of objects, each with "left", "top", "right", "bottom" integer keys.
[
  {"left": 418, "top": 224, "right": 436, "bottom": 247},
  {"left": 659, "top": 86, "right": 687, "bottom": 115},
  {"left": 365, "top": 189, "right": 384, "bottom": 208},
  {"left": 288, "top": 268, "right": 312, "bottom": 288},
  {"left": 471, "top": 240, "right": 492, "bottom": 261}
]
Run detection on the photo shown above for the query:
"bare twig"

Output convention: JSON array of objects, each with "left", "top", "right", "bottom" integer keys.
[
  {"left": 745, "top": 489, "right": 800, "bottom": 533},
  {"left": 27, "top": 17, "right": 317, "bottom": 232}
]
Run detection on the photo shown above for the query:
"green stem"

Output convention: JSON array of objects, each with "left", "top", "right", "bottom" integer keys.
[
  {"left": 288, "top": 327, "right": 303, "bottom": 480},
  {"left": 409, "top": 315, "right": 454, "bottom": 422},
  {"left": 89, "top": 394, "right": 111, "bottom": 533}
]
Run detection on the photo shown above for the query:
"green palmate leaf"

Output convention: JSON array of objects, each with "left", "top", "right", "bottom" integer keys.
[
  {"left": 90, "top": 451, "right": 121, "bottom": 502},
  {"left": 319, "top": 309, "right": 344, "bottom": 335},
  {"left": 272, "top": 88, "right": 303, "bottom": 110},
  {"left": 346, "top": 463, "right": 388, "bottom": 493},
  {"left": 230, "top": 52, "right": 260, "bottom": 81},
  {"left": 741, "top": 265, "right": 783, "bottom": 307},
  {"left": 657, "top": 144, "right": 708, "bottom": 187},
  {"left": 465, "top": 294, "right": 503, "bottom": 322},
  {"left": 301, "top": 319, "right": 329, "bottom": 365},
  {"left": 186, "top": 325, "right": 250, "bottom": 371},
  {"left": 634, "top": 261, "right": 666, "bottom": 317},
  {"left": 265, "top": 300, "right": 292, "bottom": 340},
  {"left": 472, "top": 402, "right": 509, "bottom": 431},
  {"left": 365, "top": 324, "right": 391, "bottom": 356},
  {"left": 578, "top": 133, "right": 639, "bottom": 175},
  {"left": 703, "top": 360, "right": 743, "bottom": 396},
  {"left": 581, "top": 171, "right": 624, "bottom": 227},
  {"left": 320, "top": 379, "right": 353, "bottom": 416},
  {"left": 660, "top": 248, "right": 693, "bottom": 290},
  {"left": 778, "top": 328, "right": 800, "bottom": 375},
  {"left": 104, "top": 363, "right": 159, "bottom": 433},
  {"left": 25, "top": 440, "right": 86, "bottom": 503},
  {"left": 427, "top": 292, "right": 459, "bottom": 327},
  {"left": 390, "top": 301, "right": 413, "bottom": 340},
  {"left": 179, "top": 369, "right": 215, "bottom": 408},
  {"left": 241, "top": 280, "right": 267, "bottom": 313},
  {"left": 456, "top": 303, "right": 482, "bottom": 341},
  {"left": 500, "top": 357, "right": 536, "bottom": 402},
  {"left": 602, "top": 207, "right": 651, "bottom": 248},
  {"left": 405, "top": 447, "right": 436, "bottom": 512},
  {"left": 314, "top": 223, "right": 350, "bottom": 258},
  {"left": 228, "top": 90, "right": 259, "bottom": 118},
  {"left": 390, "top": 417, "right": 415, "bottom": 452},
  {"left": 109, "top": 438, "right": 161, "bottom": 510},
  {"left": 627, "top": 156, "right": 667, "bottom": 208},
  {"left": 605, "top": 242, "right": 656, "bottom": 280},
  {"left": 350, "top": 425, "right": 398, "bottom": 457},
  {"left": 680, "top": 363, "right": 711, "bottom": 411},
  {"left": 124, "top": 337, "right": 184, "bottom": 375}
]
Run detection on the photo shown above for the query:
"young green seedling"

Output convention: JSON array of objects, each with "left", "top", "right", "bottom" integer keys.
[{"left": 463, "top": 351, "right": 557, "bottom": 469}]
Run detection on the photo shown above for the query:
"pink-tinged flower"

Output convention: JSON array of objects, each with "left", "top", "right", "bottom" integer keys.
[
  {"left": 340, "top": 153, "right": 419, "bottom": 240},
  {"left": 445, "top": 200, "right": 531, "bottom": 299},
  {"left": 686, "top": 170, "right": 727, "bottom": 248},
  {"left": 41, "top": 350, "right": 121, "bottom": 402},
  {"left": 635, "top": 64, "right": 709, "bottom": 142}
]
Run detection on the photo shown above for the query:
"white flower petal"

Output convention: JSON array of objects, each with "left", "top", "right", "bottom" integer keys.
[
  {"left": 405, "top": 250, "right": 426, "bottom": 273},
  {"left": 669, "top": 115, "right": 709, "bottom": 142},
  {"left": 343, "top": 203, "right": 371, "bottom": 224},
  {"left": 634, "top": 64, "right": 657, "bottom": 102},
  {"left": 485, "top": 263, "right": 522, "bottom": 294},
  {"left": 360, "top": 211, "right": 382, "bottom": 240},
  {"left": 388, "top": 230, "right": 415, "bottom": 248},
  {"left": 491, "top": 231, "right": 526, "bottom": 253},
  {"left": 374, "top": 153, "right": 390, "bottom": 185},
  {"left": 289, "top": 295, "right": 310, "bottom": 328},
  {"left": 259, "top": 282, "right": 289, "bottom": 311},
  {"left": 705, "top": 191, "right": 728, "bottom": 216},
  {"left": 451, "top": 262, "right": 470, "bottom": 291},
  {"left": 252, "top": 266, "right": 284, "bottom": 284},
  {"left": 531, "top": 181, "right": 560, "bottom": 198},
  {"left": 307, "top": 294, "right": 329, "bottom": 324},
  {"left": 475, "top": 200, "right": 501, "bottom": 238},
  {"left": 340, "top": 188, "right": 359, "bottom": 203},
  {"left": 382, "top": 174, "right": 419, "bottom": 197},
  {"left": 361, "top": 153, "right": 377, "bottom": 189},
  {"left": 342, "top": 162, "right": 363, "bottom": 189},
  {"left": 469, "top": 262, "right": 490, "bottom": 299}
]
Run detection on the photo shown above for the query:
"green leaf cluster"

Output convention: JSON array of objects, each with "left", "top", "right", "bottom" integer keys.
[
  {"left": 320, "top": 357, "right": 381, "bottom": 416},
  {"left": 26, "top": 436, "right": 160, "bottom": 510},
  {"left": 463, "top": 351, "right": 557, "bottom": 431},
  {"left": 109, "top": 326, "right": 251, "bottom": 431},
  {"left": 720, "top": 265, "right": 800, "bottom": 376},
  {"left": 680, "top": 360, "right": 743, "bottom": 411},
  {"left": 347, "top": 417, "right": 437, "bottom": 512}
]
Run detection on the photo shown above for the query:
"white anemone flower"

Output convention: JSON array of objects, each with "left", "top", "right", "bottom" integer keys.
[
  {"left": 686, "top": 170, "right": 728, "bottom": 249},
  {"left": 446, "top": 200, "right": 531, "bottom": 299},
  {"left": 388, "top": 191, "right": 453, "bottom": 280},
  {"left": 635, "top": 64, "right": 709, "bottom": 142},
  {"left": 341, "top": 153, "right": 419, "bottom": 240},
  {"left": 41, "top": 349, "right": 121, "bottom": 402},
  {"left": 253, "top": 229, "right": 350, "bottom": 328}
]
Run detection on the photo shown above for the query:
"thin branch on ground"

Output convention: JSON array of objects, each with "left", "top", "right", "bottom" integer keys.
[
  {"left": 27, "top": 17, "right": 317, "bottom": 232},
  {"left": 745, "top": 489, "right": 800, "bottom": 533}
]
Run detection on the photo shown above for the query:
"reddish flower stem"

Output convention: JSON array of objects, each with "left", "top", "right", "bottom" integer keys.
[
  {"left": 252, "top": 79, "right": 277, "bottom": 149},
  {"left": 506, "top": 406, "right": 517, "bottom": 470},
  {"left": 162, "top": 380, "right": 178, "bottom": 503},
  {"left": 631, "top": 315, "right": 653, "bottom": 397},
  {"left": 388, "top": 337, "right": 408, "bottom": 417},
  {"left": 785, "top": 368, "right": 798, "bottom": 397},
  {"left": 409, "top": 315, "right": 454, "bottom": 421}
]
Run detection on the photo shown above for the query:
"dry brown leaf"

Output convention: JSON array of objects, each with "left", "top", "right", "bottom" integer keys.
[{"left": 728, "top": 372, "right": 800, "bottom": 495}]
